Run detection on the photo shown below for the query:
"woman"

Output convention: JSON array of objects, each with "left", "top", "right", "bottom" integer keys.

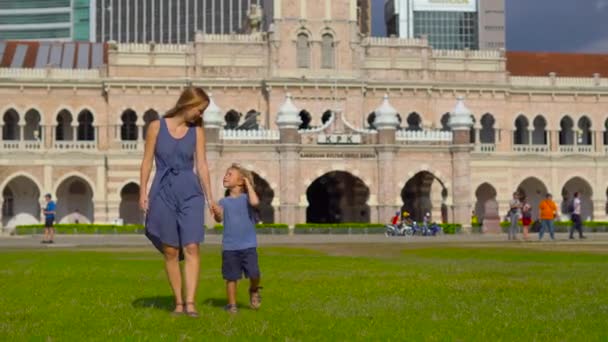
[{"left": 139, "top": 87, "right": 215, "bottom": 317}]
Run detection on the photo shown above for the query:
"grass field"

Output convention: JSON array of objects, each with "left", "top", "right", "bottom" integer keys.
[{"left": 1, "top": 242, "right": 607, "bottom": 341}]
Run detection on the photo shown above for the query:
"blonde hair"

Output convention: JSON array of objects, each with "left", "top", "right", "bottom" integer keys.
[
  {"left": 164, "top": 87, "right": 210, "bottom": 126},
  {"left": 228, "top": 163, "right": 254, "bottom": 193}
]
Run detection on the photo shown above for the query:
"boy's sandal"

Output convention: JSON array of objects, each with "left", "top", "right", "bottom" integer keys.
[
  {"left": 185, "top": 302, "right": 199, "bottom": 318},
  {"left": 224, "top": 304, "right": 238, "bottom": 314},
  {"left": 249, "top": 287, "right": 263, "bottom": 310},
  {"left": 171, "top": 303, "right": 185, "bottom": 316}
]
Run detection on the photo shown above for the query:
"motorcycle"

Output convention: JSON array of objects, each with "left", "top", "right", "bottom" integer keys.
[{"left": 385, "top": 222, "right": 413, "bottom": 236}]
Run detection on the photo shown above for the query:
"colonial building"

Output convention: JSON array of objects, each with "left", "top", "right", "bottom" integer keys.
[{"left": 1, "top": 0, "right": 607, "bottom": 231}]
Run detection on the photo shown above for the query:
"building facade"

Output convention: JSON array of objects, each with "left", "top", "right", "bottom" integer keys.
[
  {"left": 1, "top": 0, "right": 607, "bottom": 231},
  {"left": 0, "top": 0, "right": 93, "bottom": 41},
  {"left": 385, "top": 0, "right": 505, "bottom": 50}
]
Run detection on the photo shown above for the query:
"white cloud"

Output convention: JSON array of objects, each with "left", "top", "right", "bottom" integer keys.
[
  {"left": 577, "top": 37, "right": 608, "bottom": 53},
  {"left": 596, "top": 0, "right": 608, "bottom": 11}
]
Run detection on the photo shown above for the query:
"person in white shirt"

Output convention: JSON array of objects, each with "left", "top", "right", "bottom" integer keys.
[{"left": 569, "top": 192, "right": 586, "bottom": 239}]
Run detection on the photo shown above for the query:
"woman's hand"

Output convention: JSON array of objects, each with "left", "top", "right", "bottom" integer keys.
[{"left": 139, "top": 194, "right": 148, "bottom": 212}]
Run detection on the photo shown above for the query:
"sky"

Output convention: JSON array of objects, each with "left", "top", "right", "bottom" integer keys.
[{"left": 371, "top": 0, "right": 608, "bottom": 53}]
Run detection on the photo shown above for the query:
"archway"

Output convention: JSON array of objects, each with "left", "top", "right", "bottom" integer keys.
[
  {"left": 516, "top": 177, "right": 548, "bottom": 220},
  {"left": 252, "top": 173, "right": 274, "bottom": 223},
  {"left": 474, "top": 183, "right": 497, "bottom": 223},
  {"left": 119, "top": 182, "right": 142, "bottom": 224},
  {"left": 306, "top": 171, "right": 370, "bottom": 223},
  {"left": 56, "top": 176, "right": 94, "bottom": 223},
  {"left": 2, "top": 109, "right": 19, "bottom": 140},
  {"left": 121, "top": 109, "right": 138, "bottom": 141},
  {"left": 224, "top": 110, "right": 241, "bottom": 129},
  {"left": 561, "top": 177, "right": 593, "bottom": 220},
  {"left": 440, "top": 113, "right": 450, "bottom": 131},
  {"left": 401, "top": 171, "right": 447, "bottom": 222},
  {"left": 1, "top": 176, "right": 40, "bottom": 228}
]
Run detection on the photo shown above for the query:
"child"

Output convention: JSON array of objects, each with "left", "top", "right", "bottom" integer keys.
[{"left": 212, "top": 164, "right": 262, "bottom": 314}]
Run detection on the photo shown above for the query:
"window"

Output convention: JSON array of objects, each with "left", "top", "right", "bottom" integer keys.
[
  {"left": 321, "top": 34, "right": 334, "bottom": 69},
  {"left": 296, "top": 33, "right": 310, "bottom": 68},
  {"left": 413, "top": 11, "right": 478, "bottom": 50}
]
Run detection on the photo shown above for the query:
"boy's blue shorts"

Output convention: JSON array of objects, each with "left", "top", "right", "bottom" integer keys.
[{"left": 222, "top": 248, "right": 260, "bottom": 281}]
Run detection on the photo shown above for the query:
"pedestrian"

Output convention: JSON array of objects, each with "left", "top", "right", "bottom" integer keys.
[
  {"left": 508, "top": 192, "right": 521, "bottom": 240},
  {"left": 569, "top": 192, "right": 586, "bottom": 239},
  {"left": 212, "top": 164, "right": 262, "bottom": 314},
  {"left": 41, "top": 193, "right": 56, "bottom": 244},
  {"left": 521, "top": 197, "right": 532, "bottom": 240},
  {"left": 539, "top": 193, "right": 558, "bottom": 241},
  {"left": 139, "top": 87, "right": 215, "bottom": 317}
]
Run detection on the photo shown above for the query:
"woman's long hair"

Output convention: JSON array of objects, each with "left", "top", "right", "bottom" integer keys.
[{"left": 163, "top": 87, "right": 210, "bottom": 126}]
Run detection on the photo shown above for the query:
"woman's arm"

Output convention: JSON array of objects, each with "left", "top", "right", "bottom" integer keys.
[
  {"left": 243, "top": 177, "right": 260, "bottom": 207},
  {"left": 139, "top": 120, "right": 160, "bottom": 211},
  {"left": 195, "top": 126, "right": 214, "bottom": 210}
]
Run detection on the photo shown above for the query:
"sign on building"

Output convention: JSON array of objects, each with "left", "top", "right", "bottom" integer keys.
[{"left": 317, "top": 134, "right": 362, "bottom": 145}]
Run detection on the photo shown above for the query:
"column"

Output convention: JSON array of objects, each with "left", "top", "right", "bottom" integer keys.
[
  {"left": 592, "top": 198, "right": 606, "bottom": 222},
  {"left": 550, "top": 130, "right": 559, "bottom": 152},
  {"left": 46, "top": 125, "right": 53, "bottom": 149},
  {"left": 474, "top": 128, "right": 480, "bottom": 145},
  {"left": 528, "top": 128, "right": 533, "bottom": 146},
  {"left": 594, "top": 129, "right": 603, "bottom": 153},
  {"left": 376, "top": 146, "right": 399, "bottom": 222},
  {"left": 18, "top": 123, "right": 25, "bottom": 143},
  {"left": 277, "top": 145, "right": 301, "bottom": 226},
  {"left": 71, "top": 123, "right": 78, "bottom": 143}
]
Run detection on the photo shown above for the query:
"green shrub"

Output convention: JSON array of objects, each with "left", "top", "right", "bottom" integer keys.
[
  {"left": 440, "top": 224, "right": 462, "bottom": 235},
  {"left": 294, "top": 223, "right": 385, "bottom": 229},
  {"left": 15, "top": 224, "right": 147, "bottom": 235}
]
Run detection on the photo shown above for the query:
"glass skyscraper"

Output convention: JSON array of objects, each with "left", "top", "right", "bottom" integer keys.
[{"left": 0, "top": 0, "right": 93, "bottom": 41}]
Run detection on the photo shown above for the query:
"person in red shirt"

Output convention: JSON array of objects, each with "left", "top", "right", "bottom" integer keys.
[{"left": 391, "top": 211, "right": 400, "bottom": 225}]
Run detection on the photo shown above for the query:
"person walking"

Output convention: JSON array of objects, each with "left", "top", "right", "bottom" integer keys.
[
  {"left": 508, "top": 192, "right": 521, "bottom": 240},
  {"left": 41, "top": 193, "right": 56, "bottom": 244},
  {"left": 139, "top": 87, "right": 215, "bottom": 317},
  {"left": 569, "top": 192, "right": 586, "bottom": 239},
  {"left": 539, "top": 193, "right": 558, "bottom": 241}
]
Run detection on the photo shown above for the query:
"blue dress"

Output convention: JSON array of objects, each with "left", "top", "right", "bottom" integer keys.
[{"left": 145, "top": 118, "right": 205, "bottom": 259}]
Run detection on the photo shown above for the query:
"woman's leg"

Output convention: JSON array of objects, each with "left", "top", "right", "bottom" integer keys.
[
  {"left": 183, "top": 243, "right": 200, "bottom": 313},
  {"left": 162, "top": 244, "right": 184, "bottom": 312},
  {"left": 523, "top": 225, "right": 529, "bottom": 240}
]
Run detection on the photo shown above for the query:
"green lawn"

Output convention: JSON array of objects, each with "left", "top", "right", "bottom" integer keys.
[{"left": 1, "top": 243, "right": 607, "bottom": 341}]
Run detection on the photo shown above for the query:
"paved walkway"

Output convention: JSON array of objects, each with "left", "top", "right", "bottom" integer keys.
[{"left": 1, "top": 233, "right": 606, "bottom": 249}]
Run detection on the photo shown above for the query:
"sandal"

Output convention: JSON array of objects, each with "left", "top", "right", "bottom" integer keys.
[
  {"left": 171, "top": 302, "right": 185, "bottom": 316},
  {"left": 249, "top": 287, "right": 263, "bottom": 310},
  {"left": 224, "top": 304, "right": 238, "bottom": 314},
  {"left": 185, "top": 302, "right": 199, "bottom": 318}
]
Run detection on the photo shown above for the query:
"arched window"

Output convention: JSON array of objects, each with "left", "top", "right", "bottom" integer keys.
[
  {"left": 321, "top": 110, "right": 333, "bottom": 124},
  {"left": 532, "top": 115, "right": 547, "bottom": 145},
  {"left": 224, "top": 110, "right": 241, "bottom": 129},
  {"left": 406, "top": 112, "right": 422, "bottom": 131},
  {"left": 142, "top": 110, "right": 159, "bottom": 139},
  {"left": 559, "top": 116, "right": 574, "bottom": 145},
  {"left": 2, "top": 109, "right": 19, "bottom": 140},
  {"left": 55, "top": 109, "right": 73, "bottom": 141},
  {"left": 440, "top": 113, "right": 450, "bottom": 131},
  {"left": 480, "top": 113, "right": 495, "bottom": 143},
  {"left": 514, "top": 115, "right": 529, "bottom": 145},
  {"left": 299, "top": 110, "right": 311, "bottom": 130},
  {"left": 77, "top": 110, "right": 95, "bottom": 141},
  {"left": 321, "top": 33, "right": 335, "bottom": 69},
  {"left": 121, "top": 109, "right": 138, "bottom": 141},
  {"left": 296, "top": 33, "right": 311, "bottom": 68},
  {"left": 24, "top": 109, "right": 42, "bottom": 141},
  {"left": 578, "top": 116, "right": 592, "bottom": 145}
]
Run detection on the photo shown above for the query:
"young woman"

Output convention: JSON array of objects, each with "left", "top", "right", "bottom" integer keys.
[{"left": 139, "top": 87, "right": 215, "bottom": 317}]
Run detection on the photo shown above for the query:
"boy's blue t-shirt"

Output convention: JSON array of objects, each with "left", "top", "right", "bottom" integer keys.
[
  {"left": 219, "top": 194, "right": 257, "bottom": 251},
  {"left": 45, "top": 201, "right": 56, "bottom": 219}
]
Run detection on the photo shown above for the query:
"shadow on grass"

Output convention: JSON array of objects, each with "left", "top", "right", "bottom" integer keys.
[
  {"left": 132, "top": 296, "right": 175, "bottom": 312},
  {"left": 202, "top": 298, "right": 228, "bottom": 308}
]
